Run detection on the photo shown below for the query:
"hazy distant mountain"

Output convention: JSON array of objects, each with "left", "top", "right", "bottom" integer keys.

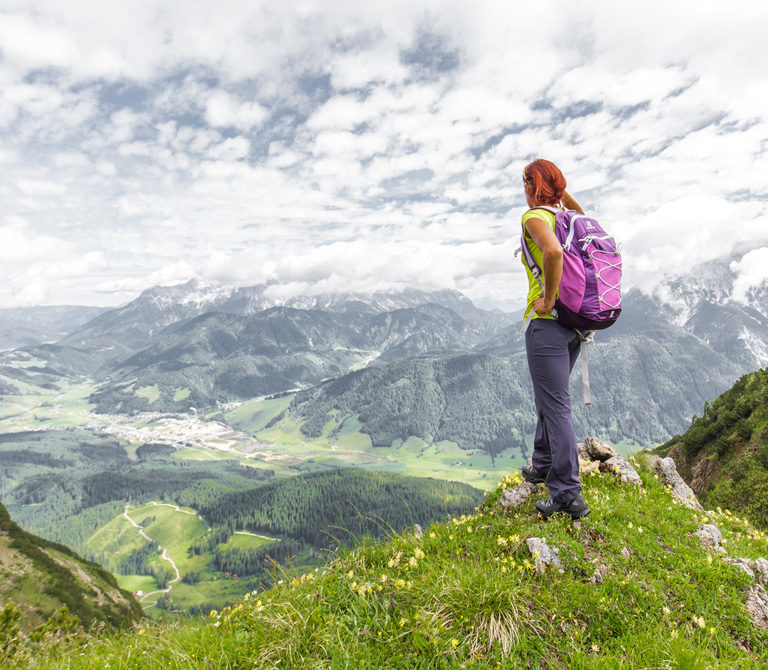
[
  {"left": 59, "top": 280, "right": 514, "bottom": 358},
  {"left": 0, "top": 344, "right": 108, "bottom": 392},
  {"left": 279, "top": 289, "right": 743, "bottom": 453},
  {"left": 654, "top": 247, "right": 768, "bottom": 368},
  {"left": 90, "top": 303, "right": 508, "bottom": 413},
  {"left": 0, "top": 305, "right": 105, "bottom": 351}
]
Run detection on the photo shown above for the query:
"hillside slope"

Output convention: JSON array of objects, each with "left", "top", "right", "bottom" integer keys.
[
  {"left": 654, "top": 367, "right": 768, "bottom": 529},
  {"left": 15, "top": 456, "right": 768, "bottom": 668},
  {"left": 0, "top": 502, "right": 142, "bottom": 632}
]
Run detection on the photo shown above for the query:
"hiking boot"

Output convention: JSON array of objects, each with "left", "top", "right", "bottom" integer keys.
[
  {"left": 535, "top": 492, "right": 590, "bottom": 520},
  {"left": 521, "top": 464, "right": 548, "bottom": 484}
]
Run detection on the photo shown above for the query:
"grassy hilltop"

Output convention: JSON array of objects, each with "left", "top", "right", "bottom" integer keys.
[{"left": 10, "top": 460, "right": 768, "bottom": 668}]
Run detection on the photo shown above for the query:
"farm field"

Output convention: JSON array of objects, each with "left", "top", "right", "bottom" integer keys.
[
  {"left": 227, "top": 397, "right": 525, "bottom": 490},
  {"left": 84, "top": 501, "right": 285, "bottom": 614}
]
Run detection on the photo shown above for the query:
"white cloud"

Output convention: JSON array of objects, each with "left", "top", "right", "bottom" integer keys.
[
  {"left": 0, "top": 0, "right": 767, "bottom": 312},
  {"left": 205, "top": 91, "right": 268, "bottom": 130},
  {"left": 731, "top": 247, "right": 768, "bottom": 303}
]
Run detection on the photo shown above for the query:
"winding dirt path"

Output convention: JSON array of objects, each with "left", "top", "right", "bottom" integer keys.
[{"left": 123, "top": 504, "right": 181, "bottom": 605}]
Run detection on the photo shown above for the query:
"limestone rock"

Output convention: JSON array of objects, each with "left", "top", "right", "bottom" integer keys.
[
  {"left": 599, "top": 455, "right": 642, "bottom": 486},
  {"left": 753, "top": 558, "right": 768, "bottom": 586},
  {"left": 648, "top": 456, "right": 705, "bottom": 511},
  {"left": 583, "top": 437, "right": 618, "bottom": 462},
  {"left": 694, "top": 524, "right": 723, "bottom": 551},
  {"left": 526, "top": 537, "right": 564, "bottom": 575},
  {"left": 499, "top": 482, "right": 538, "bottom": 509},
  {"left": 746, "top": 584, "right": 768, "bottom": 629},
  {"left": 725, "top": 557, "right": 756, "bottom": 579},
  {"left": 579, "top": 458, "right": 600, "bottom": 475}
]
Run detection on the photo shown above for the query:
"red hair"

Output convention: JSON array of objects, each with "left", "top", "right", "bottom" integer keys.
[{"left": 523, "top": 159, "right": 566, "bottom": 206}]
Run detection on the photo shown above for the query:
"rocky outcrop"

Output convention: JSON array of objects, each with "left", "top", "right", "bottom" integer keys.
[
  {"left": 694, "top": 524, "right": 725, "bottom": 552},
  {"left": 600, "top": 456, "right": 642, "bottom": 486},
  {"left": 746, "top": 584, "right": 768, "bottom": 629},
  {"left": 526, "top": 537, "right": 563, "bottom": 575},
  {"left": 500, "top": 482, "right": 538, "bottom": 509},
  {"left": 583, "top": 437, "right": 619, "bottom": 461},
  {"left": 644, "top": 455, "right": 705, "bottom": 511},
  {"left": 578, "top": 437, "right": 641, "bottom": 486}
]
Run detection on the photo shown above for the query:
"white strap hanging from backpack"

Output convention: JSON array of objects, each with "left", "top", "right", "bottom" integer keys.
[{"left": 575, "top": 329, "right": 595, "bottom": 406}]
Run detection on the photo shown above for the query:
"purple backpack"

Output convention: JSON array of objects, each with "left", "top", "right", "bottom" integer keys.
[{"left": 519, "top": 206, "right": 622, "bottom": 331}]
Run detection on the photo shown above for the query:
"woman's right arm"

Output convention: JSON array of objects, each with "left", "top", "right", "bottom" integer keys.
[{"left": 562, "top": 191, "right": 584, "bottom": 214}]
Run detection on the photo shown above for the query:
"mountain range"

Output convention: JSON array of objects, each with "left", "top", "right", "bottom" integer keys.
[{"left": 2, "top": 247, "right": 767, "bottom": 453}]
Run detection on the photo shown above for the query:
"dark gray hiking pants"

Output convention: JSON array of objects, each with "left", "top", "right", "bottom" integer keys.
[{"left": 525, "top": 318, "right": 582, "bottom": 504}]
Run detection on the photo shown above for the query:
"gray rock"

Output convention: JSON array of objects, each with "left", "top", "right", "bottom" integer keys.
[
  {"left": 753, "top": 558, "right": 768, "bottom": 586},
  {"left": 621, "top": 546, "right": 633, "bottom": 561},
  {"left": 584, "top": 437, "right": 618, "bottom": 462},
  {"left": 600, "top": 455, "right": 642, "bottom": 486},
  {"left": 746, "top": 584, "right": 768, "bottom": 629},
  {"left": 500, "top": 482, "right": 538, "bottom": 509},
  {"left": 577, "top": 442, "right": 589, "bottom": 461},
  {"left": 649, "top": 456, "right": 705, "bottom": 511},
  {"left": 694, "top": 524, "right": 723, "bottom": 550},
  {"left": 725, "top": 557, "right": 756, "bottom": 579},
  {"left": 579, "top": 458, "right": 600, "bottom": 475},
  {"left": 526, "top": 537, "right": 564, "bottom": 575}
]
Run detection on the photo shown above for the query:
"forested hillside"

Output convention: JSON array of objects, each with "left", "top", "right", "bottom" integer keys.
[
  {"left": 198, "top": 468, "right": 484, "bottom": 547},
  {"left": 654, "top": 367, "right": 768, "bottom": 529}
]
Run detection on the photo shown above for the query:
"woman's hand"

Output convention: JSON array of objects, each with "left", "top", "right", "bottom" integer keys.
[
  {"left": 533, "top": 296, "right": 555, "bottom": 316},
  {"left": 561, "top": 191, "right": 584, "bottom": 215}
]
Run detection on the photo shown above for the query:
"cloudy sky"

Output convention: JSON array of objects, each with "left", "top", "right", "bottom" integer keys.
[{"left": 2, "top": 0, "right": 767, "bottom": 311}]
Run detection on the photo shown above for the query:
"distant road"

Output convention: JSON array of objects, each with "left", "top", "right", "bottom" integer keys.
[{"left": 123, "top": 504, "right": 181, "bottom": 605}]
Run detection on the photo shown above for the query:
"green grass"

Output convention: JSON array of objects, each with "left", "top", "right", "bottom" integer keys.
[
  {"left": 86, "top": 515, "right": 152, "bottom": 570},
  {"left": 224, "top": 398, "right": 532, "bottom": 490},
  {"left": 134, "top": 385, "right": 161, "bottom": 404},
  {"left": 116, "top": 575, "right": 159, "bottom": 595},
  {"left": 220, "top": 532, "right": 276, "bottom": 550},
  {"left": 172, "top": 447, "right": 227, "bottom": 461},
  {"left": 0, "top": 380, "right": 94, "bottom": 431},
  {"left": 225, "top": 396, "right": 293, "bottom": 433},
  {"left": 130, "top": 503, "right": 209, "bottom": 576},
  {"left": 17, "top": 460, "right": 768, "bottom": 668},
  {"left": 173, "top": 388, "right": 191, "bottom": 402}
]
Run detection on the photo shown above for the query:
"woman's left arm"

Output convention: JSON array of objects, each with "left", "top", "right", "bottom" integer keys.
[{"left": 562, "top": 190, "right": 584, "bottom": 214}]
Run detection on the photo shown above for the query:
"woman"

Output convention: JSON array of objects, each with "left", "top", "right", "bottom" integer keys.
[{"left": 519, "top": 158, "right": 589, "bottom": 520}]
